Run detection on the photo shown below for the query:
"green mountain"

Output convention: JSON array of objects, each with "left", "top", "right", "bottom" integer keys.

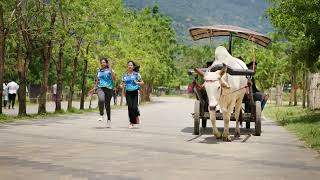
[{"left": 124, "top": 0, "right": 273, "bottom": 43}]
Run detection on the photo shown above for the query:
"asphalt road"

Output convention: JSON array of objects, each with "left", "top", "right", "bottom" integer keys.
[{"left": 0, "top": 97, "right": 319, "bottom": 180}]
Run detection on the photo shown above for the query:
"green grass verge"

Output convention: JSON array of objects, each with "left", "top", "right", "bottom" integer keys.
[
  {"left": 264, "top": 104, "right": 320, "bottom": 152},
  {"left": 0, "top": 105, "right": 126, "bottom": 124},
  {"left": 0, "top": 112, "right": 63, "bottom": 124}
]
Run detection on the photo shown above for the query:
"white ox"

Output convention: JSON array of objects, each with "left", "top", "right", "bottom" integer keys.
[{"left": 204, "top": 46, "right": 248, "bottom": 141}]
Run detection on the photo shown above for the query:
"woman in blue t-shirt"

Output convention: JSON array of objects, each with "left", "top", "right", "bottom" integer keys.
[
  {"left": 121, "top": 61, "right": 144, "bottom": 129},
  {"left": 94, "top": 57, "right": 116, "bottom": 127}
]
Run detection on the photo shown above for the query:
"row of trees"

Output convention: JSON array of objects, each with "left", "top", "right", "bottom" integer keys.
[
  {"left": 0, "top": 0, "right": 179, "bottom": 116},
  {"left": 266, "top": 0, "right": 320, "bottom": 108},
  {"left": 1, "top": 0, "right": 319, "bottom": 116}
]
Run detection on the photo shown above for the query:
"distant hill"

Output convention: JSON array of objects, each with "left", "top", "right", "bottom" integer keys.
[{"left": 124, "top": 0, "right": 273, "bottom": 43}]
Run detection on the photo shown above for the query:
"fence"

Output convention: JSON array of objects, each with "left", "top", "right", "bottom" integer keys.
[
  {"left": 308, "top": 73, "right": 320, "bottom": 110},
  {"left": 28, "top": 91, "right": 89, "bottom": 104}
]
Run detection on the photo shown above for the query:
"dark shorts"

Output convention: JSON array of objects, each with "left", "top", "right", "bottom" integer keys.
[
  {"left": 243, "top": 92, "right": 266, "bottom": 103},
  {"left": 8, "top": 94, "right": 16, "bottom": 101},
  {"left": 52, "top": 94, "right": 57, "bottom": 101},
  {"left": 253, "top": 92, "right": 265, "bottom": 101}
]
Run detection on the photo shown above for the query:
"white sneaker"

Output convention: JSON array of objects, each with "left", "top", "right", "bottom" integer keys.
[
  {"left": 98, "top": 116, "right": 103, "bottom": 121},
  {"left": 129, "top": 124, "right": 134, "bottom": 129},
  {"left": 106, "top": 120, "right": 111, "bottom": 128}
]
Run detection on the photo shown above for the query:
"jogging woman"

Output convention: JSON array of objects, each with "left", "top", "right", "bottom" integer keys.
[
  {"left": 90, "top": 57, "right": 116, "bottom": 128},
  {"left": 121, "top": 61, "right": 144, "bottom": 129}
]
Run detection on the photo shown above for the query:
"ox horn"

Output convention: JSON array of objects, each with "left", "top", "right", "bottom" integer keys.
[
  {"left": 220, "top": 63, "right": 230, "bottom": 89},
  {"left": 219, "top": 63, "right": 227, "bottom": 76}
]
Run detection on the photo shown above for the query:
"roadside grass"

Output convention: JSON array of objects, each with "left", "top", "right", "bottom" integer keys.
[
  {"left": 263, "top": 104, "right": 320, "bottom": 152},
  {"left": 0, "top": 112, "right": 62, "bottom": 123},
  {"left": 0, "top": 105, "right": 126, "bottom": 124}
]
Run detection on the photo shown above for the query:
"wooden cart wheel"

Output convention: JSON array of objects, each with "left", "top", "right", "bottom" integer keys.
[
  {"left": 255, "top": 101, "right": 261, "bottom": 136},
  {"left": 240, "top": 110, "right": 250, "bottom": 129},
  {"left": 246, "top": 121, "right": 250, "bottom": 129},
  {"left": 194, "top": 100, "right": 200, "bottom": 135},
  {"left": 202, "top": 118, "right": 207, "bottom": 128}
]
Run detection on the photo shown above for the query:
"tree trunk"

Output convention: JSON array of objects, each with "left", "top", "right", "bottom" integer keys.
[
  {"left": 16, "top": 2, "right": 32, "bottom": 116},
  {"left": 55, "top": 41, "right": 65, "bottom": 112},
  {"left": 16, "top": 34, "right": 27, "bottom": 115},
  {"left": 293, "top": 67, "right": 298, "bottom": 106},
  {"left": 141, "top": 83, "right": 151, "bottom": 102},
  {"left": 38, "top": 47, "right": 50, "bottom": 114},
  {"left": 289, "top": 73, "right": 293, "bottom": 106},
  {"left": 0, "top": 5, "right": 5, "bottom": 114},
  {"left": 289, "top": 64, "right": 297, "bottom": 106},
  {"left": 80, "top": 59, "right": 88, "bottom": 110},
  {"left": 89, "top": 93, "right": 93, "bottom": 109},
  {"left": 308, "top": 73, "right": 315, "bottom": 110},
  {"left": 56, "top": 0, "right": 66, "bottom": 112},
  {"left": 120, "top": 87, "right": 124, "bottom": 106},
  {"left": 67, "top": 38, "right": 82, "bottom": 110},
  {"left": 307, "top": 72, "right": 310, "bottom": 108},
  {"left": 276, "top": 85, "right": 282, "bottom": 106},
  {"left": 80, "top": 43, "right": 89, "bottom": 110},
  {"left": 293, "top": 85, "right": 297, "bottom": 106},
  {"left": 307, "top": 73, "right": 320, "bottom": 110},
  {"left": 38, "top": 10, "right": 56, "bottom": 114},
  {"left": 289, "top": 89, "right": 293, "bottom": 106},
  {"left": 302, "top": 70, "right": 306, "bottom": 108}
]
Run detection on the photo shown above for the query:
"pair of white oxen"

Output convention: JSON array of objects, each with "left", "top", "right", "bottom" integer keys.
[{"left": 203, "top": 46, "right": 249, "bottom": 141}]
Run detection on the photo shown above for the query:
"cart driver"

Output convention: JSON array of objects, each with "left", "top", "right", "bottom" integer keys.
[{"left": 246, "top": 61, "right": 269, "bottom": 110}]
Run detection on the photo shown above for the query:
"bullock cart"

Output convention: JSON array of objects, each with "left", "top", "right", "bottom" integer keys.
[{"left": 188, "top": 25, "right": 272, "bottom": 136}]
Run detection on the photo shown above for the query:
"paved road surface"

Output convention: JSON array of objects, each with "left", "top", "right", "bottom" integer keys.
[{"left": 0, "top": 97, "right": 319, "bottom": 180}]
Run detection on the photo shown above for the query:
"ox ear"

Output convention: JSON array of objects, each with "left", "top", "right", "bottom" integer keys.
[
  {"left": 219, "top": 63, "right": 227, "bottom": 76},
  {"left": 221, "top": 79, "right": 230, "bottom": 89}
]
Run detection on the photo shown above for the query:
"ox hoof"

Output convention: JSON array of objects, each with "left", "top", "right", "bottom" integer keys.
[
  {"left": 234, "top": 132, "right": 241, "bottom": 138},
  {"left": 222, "top": 132, "right": 231, "bottom": 142},
  {"left": 223, "top": 136, "right": 232, "bottom": 142},
  {"left": 213, "top": 132, "right": 222, "bottom": 139}
]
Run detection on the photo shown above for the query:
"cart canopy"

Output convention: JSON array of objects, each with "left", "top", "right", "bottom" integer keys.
[{"left": 189, "top": 25, "right": 271, "bottom": 47}]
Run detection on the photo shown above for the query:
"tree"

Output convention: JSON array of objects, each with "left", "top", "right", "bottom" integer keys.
[
  {"left": 267, "top": 0, "right": 320, "bottom": 70},
  {"left": 0, "top": 4, "right": 5, "bottom": 114},
  {"left": 268, "top": 1, "right": 320, "bottom": 107},
  {"left": 65, "top": 0, "right": 99, "bottom": 110},
  {"left": 38, "top": 1, "right": 57, "bottom": 114},
  {"left": 80, "top": 43, "right": 90, "bottom": 110},
  {"left": 111, "top": 6, "right": 179, "bottom": 101},
  {"left": 14, "top": 0, "right": 36, "bottom": 115},
  {"left": 2, "top": 0, "right": 187, "bottom": 116},
  {"left": 67, "top": 37, "right": 82, "bottom": 110},
  {"left": 53, "top": 0, "right": 69, "bottom": 112},
  {"left": 174, "top": 44, "right": 214, "bottom": 86},
  {"left": 0, "top": 1, "right": 15, "bottom": 114}
]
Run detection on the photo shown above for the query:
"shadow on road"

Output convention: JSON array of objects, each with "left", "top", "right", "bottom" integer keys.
[
  {"left": 183, "top": 126, "right": 255, "bottom": 144},
  {"left": 145, "top": 100, "right": 167, "bottom": 104},
  {"left": 94, "top": 127, "right": 109, "bottom": 129},
  {"left": 181, "top": 127, "right": 255, "bottom": 135}
]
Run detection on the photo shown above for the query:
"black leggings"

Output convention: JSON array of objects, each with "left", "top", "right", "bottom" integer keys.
[
  {"left": 8, "top": 94, "right": 16, "bottom": 108},
  {"left": 97, "top": 87, "right": 113, "bottom": 120},
  {"left": 3, "top": 100, "right": 7, "bottom": 107},
  {"left": 126, "top": 90, "right": 140, "bottom": 124}
]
